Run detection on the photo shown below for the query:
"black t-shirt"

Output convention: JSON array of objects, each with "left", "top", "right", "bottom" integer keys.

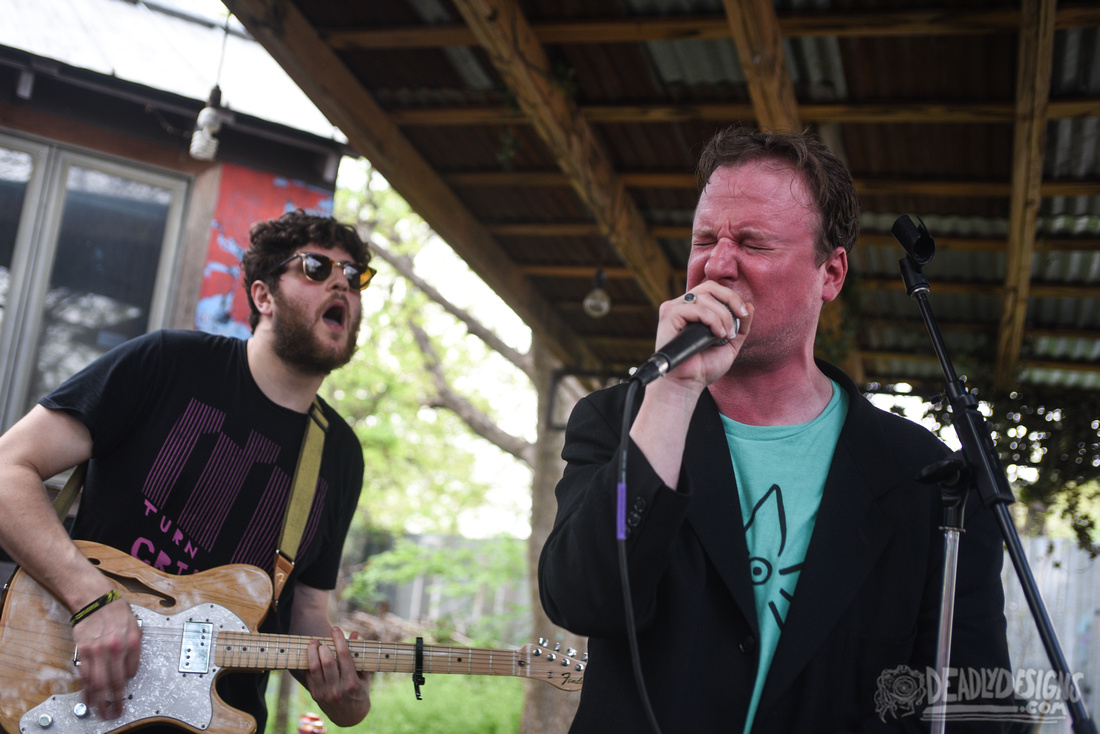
[{"left": 41, "top": 329, "right": 364, "bottom": 730}]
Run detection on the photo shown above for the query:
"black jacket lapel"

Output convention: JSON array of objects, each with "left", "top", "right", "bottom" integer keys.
[{"left": 682, "top": 390, "right": 759, "bottom": 636}]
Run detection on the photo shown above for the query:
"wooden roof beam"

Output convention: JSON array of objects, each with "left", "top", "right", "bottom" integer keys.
[
  {"left": 453, "top": 170, "right": 1100, "bottom": 201},
  {"left": 722, "top": 0, "right": 800, "bottom": 131},
  {"left": 224, "top": 0, "right": 600, "bottom": 370},
  {"left": 863, "top": 352, "right": 1100, "bottom": 378},
  {"left": 995, "top": 0, "right": 1056, "bottom": 393},
  {"left": 450, "top": 0, "right": 675, "bottom": 308},
  {"left": 856, "top": 276, "right": 1100, "bottom": 299},
  {"left": 492, "top": 222, "right": 1100, "bottom": 255},
  {"left": 323, "top": 5, "right": 1100, "bottom": 49},
  {"left": 388, "top": 98, "right": 1099, "bottom": 127}
]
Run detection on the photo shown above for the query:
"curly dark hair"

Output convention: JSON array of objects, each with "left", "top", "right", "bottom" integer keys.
[
  {"left": 241, "top": 209, "right": 372, "bottom": 331},
  {"left": 695, "top": 125, "right": 860, "bottom": 263}
]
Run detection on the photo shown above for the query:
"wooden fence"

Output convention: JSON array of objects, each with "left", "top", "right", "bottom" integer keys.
[{"left": 1003, "top": 536, "right": 1099, "bottom": 732}]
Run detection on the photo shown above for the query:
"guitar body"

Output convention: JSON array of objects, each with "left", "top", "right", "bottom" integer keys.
[{"left": 0, "top": 541, "right": 273, "bottom": 734}]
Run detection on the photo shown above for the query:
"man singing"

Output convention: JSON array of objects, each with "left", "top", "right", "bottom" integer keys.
[{"left": 539, "top": 126, "right": 1011, "bottom": 732}]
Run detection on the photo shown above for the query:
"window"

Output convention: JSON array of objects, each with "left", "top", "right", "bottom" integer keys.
[{"left": 0, "top": 132, "right": 187, "bottom": 429}]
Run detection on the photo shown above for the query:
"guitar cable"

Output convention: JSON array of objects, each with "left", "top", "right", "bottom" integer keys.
[{"left": 616, "top": 378, "right": 664, "bottom": 734}]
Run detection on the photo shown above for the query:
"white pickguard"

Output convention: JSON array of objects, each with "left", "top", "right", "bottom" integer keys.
[{"left": 21, "top": 603, "right": 249, "bottom": 734}]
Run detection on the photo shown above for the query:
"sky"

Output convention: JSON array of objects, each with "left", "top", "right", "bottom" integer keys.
[{"left": 2, "top": 0, "right": 342, "bottom": 140}]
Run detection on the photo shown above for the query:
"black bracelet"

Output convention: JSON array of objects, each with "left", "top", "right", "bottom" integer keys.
[{"left": 70, "top": 589, "right": 122, "bottom": 626}]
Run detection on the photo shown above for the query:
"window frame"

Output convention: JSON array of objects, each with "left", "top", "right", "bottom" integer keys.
[{"left": 0, "top": 130, "right": 189, "bottom": 430}]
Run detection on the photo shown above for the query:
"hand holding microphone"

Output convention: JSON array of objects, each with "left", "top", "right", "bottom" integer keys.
[{"left": 632, "top": 288, "right": 747, "bottom": 385}]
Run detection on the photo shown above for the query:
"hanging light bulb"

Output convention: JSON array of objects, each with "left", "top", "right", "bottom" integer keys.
[
  {"left": 582, "top": 268, "right": 612, "bottom": 318},
  {"left": 190, "top": 85, "right": 222, "bottom": 161},
  {"left": 191, "top": 13, "right": 233, "bottom": 161}
]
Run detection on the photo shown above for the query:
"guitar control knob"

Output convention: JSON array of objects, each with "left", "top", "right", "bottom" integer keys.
[
  {"left": 73, "top": 703, "right": 89, "bottom": 718},
  {"left": 37, "top": 715, "right": 53, "bottom": 729}
]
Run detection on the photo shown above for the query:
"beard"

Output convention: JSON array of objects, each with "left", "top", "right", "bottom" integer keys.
[{"left": 270, "top": 291, "right": 360, "bottom": 376}]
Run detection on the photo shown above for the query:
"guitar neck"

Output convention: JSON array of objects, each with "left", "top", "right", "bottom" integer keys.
[{"left": 217, "top": 632, "right": 518, "bottom": 679}]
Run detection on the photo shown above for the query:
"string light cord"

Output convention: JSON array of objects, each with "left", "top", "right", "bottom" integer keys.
[{"left": 215, "top": 12, "right": 231, "bottom": 85}]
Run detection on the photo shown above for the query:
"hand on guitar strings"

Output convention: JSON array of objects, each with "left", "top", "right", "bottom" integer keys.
[
  {"left": 72, "top": 595, "right": 142, "bottom": 720},
  {"left": 304, "top": 627, "right": 371, "bottom": 726}
]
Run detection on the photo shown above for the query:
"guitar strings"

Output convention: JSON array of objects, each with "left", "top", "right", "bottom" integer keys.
[{"left": 71, "top": 627, "right": 543, "bottom": 675}]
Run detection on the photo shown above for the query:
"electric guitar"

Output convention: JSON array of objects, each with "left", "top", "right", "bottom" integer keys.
[{"left": 0, "top": 541, "right": 584, "bottom": 734}]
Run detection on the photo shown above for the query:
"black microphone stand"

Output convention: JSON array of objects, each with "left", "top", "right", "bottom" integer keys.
[{"left": 891, "top": 215, "right": 1096, "bottom": 734}]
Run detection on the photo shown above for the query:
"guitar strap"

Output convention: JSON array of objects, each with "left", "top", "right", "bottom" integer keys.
[
  {"left": 53, "top": 461, "right": 88, "bottom": 523},
  {"left": 51, "top": 396, "right": 329, "bottom": 612},
  {"left": 272, "top": 396, "right": 328, "bottom": 609}
]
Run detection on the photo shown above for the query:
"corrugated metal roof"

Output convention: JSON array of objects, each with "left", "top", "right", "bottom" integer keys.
[{"left": 203, "top": 0, "right": 1100, "bottom": 392}]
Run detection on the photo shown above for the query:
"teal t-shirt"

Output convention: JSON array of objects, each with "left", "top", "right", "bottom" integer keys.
[{"left": 719, "top": 381, "right": 848, "bottom": 734}]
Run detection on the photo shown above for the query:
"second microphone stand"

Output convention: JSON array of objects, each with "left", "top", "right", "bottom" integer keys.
[{"left": 892, "top": 215, "right": 1095, "bottom": 734}]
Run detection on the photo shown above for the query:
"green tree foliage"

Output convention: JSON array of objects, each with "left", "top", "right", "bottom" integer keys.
[
  {"left": 920, "top": 387, "right": 1100, "bottom": 554},
  {"left": 326, "top": 286, "right": 495, "bottom": 537},
  {"left": 328, "top": 163, "right": 531, "bottom": 540},
  {"left": 343, "top": 535, "right": 529, "bottom": 646},
  {"left": 325, "top": 161, "right": 536, "bottom": 643}
]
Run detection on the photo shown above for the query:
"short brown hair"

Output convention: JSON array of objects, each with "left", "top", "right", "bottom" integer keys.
[
  {"left": 241, "top": 209, "right": 371, "bottom": 331},
  {"left": 696, "top": 125, "right": 859, "bottom": 262}
]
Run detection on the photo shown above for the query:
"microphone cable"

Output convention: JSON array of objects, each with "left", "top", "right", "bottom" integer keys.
[
  {"left": 615, "top": 377, "right": 664, "bottom": 734},
  {"left": 610, "top": 307, "right": 740, "bottom": 732}
]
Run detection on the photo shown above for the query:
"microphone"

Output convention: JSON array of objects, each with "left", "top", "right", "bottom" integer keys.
[{"left": 631, "top": 315, "right": 739, "bottom": 385}]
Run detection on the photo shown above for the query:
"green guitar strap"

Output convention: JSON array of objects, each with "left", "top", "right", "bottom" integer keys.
[{"left": 271, "top": 396, "right": 328, "bottom": 609}]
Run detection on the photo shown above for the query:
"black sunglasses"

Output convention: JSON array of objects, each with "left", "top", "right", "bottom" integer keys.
[{"left": 275, "top": 252, "right": 376, "bottom": 291}]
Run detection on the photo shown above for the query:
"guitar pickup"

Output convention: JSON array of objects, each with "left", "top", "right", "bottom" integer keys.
[{"left": 178, "top": 621, "right": 213, "bottom": 674}]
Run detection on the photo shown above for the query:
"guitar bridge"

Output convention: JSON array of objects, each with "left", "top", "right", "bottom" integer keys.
[{"left": 178, "top": 621, "right": 213, "bottom": 673}]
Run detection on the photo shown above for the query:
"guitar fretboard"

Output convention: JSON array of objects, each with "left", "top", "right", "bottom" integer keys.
[{"left": 216, "top": 633, "right": 520, "bottom": 678}]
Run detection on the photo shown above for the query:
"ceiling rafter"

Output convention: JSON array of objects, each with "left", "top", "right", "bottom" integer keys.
[
  {"left": 449, "top": 0, "right": 675, "bottom": 307},
  {"left": 227, "top": 0, "right": 1100, "bottom": 394},
  {"left": 223, "top": 0, "right": 601, "bottom": 370},
  {"left": 721, "top": 0, "right": 801, "bottom": 131},
  {"left": 858, "top": 277, "right": 1098, "bottom": 300},
  {"left": 321, "top": 5, "right": 1100, "bottom": 50},
  {"left": 455, "top": 171, "right": 1100, "bottom": 199},
  {"left": 581, "top": 344, "right": 1100, "bottom": 380},
  {"left": 386, "top": 98, "right": 1100, "bottom": 127},
  {"left": 506, "top": 231, "right": 1100, "bottom": 255},
  {"left": 516, "top": 267, "right": 1100, "bottom": 301},
  {"left": 720, "top": 0, "right": 871, "bottom": 384},
  {"left": 995, "top": 0, "right": 1057, "bottom": 392}
]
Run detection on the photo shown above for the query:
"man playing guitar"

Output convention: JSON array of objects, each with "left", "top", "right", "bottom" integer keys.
[{"left": 0, "top": 210, "right": 374, "bottom": 731}]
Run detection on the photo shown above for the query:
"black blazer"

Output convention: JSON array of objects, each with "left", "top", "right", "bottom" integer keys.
[{"left": 539, "top": 362, "right": 1011, "bottom": 733}]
